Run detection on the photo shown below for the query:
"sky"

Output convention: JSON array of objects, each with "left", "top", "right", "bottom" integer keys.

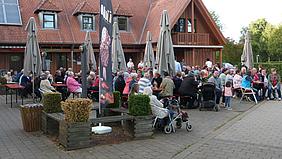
[{"left": 202, "top": 0, "right": 282, "bottom": 42}]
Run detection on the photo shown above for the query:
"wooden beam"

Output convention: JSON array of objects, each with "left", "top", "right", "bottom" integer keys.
[
  {"left": 191, "top": 0, "right": 195, "bottom": 34},
  {"left": 219, "top": 49, "right": 223, "bottom": 66},
  {"left": 192, "top": 48, "right": 195, "bottom": 66}
]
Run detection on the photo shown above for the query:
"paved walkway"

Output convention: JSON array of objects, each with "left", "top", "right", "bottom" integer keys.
[
  {"left": 174, "top": 100, "right": 282, "bottom": 159},
  {"left": 0, "top": 94, "right": 256, "bottom": 159}
]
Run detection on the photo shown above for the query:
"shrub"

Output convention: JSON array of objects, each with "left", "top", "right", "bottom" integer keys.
[
  {"left": 0, "top": 76, "right": 7, "bottom": 85},
  {"left": 255, "top": 62, "right": 282, "bottom": 80},
  {"left": 107, "top": 91, "right": 121, "bottom": 108},
  {"left": 128, "top": 95, "right": 151, "bottom": 116},
  {"left": 43, "top": 92, "right": 62, "bottom": 113},
  {"left": 61, "top": 98, "right": 92, "bottom": 123}
]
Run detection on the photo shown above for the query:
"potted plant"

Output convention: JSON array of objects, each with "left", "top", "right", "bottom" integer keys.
[
  {"left": 128, "top": 94, "right": 153, "bottom": 139},
  {"left": 41, "top": 92, "right": 62, "bottom": 134},
  {"left": 59, "top": 98, "right": 92, "bottom": 150},
  {"left": 0, "top": 76, "right": 7, "bottom": 95}
]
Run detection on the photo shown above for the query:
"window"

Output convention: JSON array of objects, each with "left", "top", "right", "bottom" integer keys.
[
  {"left": 173, "top": 18, "right": 185, "bottom": 33},
  {"left": 117, "top": 16, "right": 128, "bottom": 31},
  {"left": 81, "top": 15, "right": 94, "bottom": 31},
  {"left": 0, "top": 0, "right": 22, "bottom": 25},
  {"left": 43, "top": 13, "right": 55, "bottom": 29},
  {"left": 188, "top": 19, "right": 197, "bottom": 33}
]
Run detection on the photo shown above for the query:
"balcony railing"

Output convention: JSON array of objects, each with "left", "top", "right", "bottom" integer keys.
[{"left": 171, "top": 33, "right": 209, "bottom": 45}]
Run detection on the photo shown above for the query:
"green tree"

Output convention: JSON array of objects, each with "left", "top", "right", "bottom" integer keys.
[
  {"left": 209, "top": 10, "right": 223, "bottom": 31},
  {"left": 222, "top": 38, "right": 244, "bottom": 65},
  {"left": 267, "top": 25, "right": 282, "bottom": 60},
  {"left": 247, "top": 18, "right": 269, "bottom": 62}
]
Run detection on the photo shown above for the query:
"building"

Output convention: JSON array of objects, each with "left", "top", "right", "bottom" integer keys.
[{"left": 0, "top": 0, "right": 226, "bottom": 74}]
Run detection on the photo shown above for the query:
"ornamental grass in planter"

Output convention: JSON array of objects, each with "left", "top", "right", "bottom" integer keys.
[
  {"left": 128, "top": 95, "right": 153, "bottom": 139},
  {"left": 59, "top": 98, "right": 93, "bottom": 150}
]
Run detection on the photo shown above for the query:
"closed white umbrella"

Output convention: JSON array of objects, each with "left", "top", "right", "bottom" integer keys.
[
  {"left": 143, "top": 31, "right": 155, "bottom": 68},
  {"left": 23, "top": 17, "right": 42, "bottom": 101},
  {"left": 156, "top": 10, "right": 176, "bottom": 76},
  {"left": 241, "top": 31, "right": 254, "bottom": 69},
  {"left": 85, "top": 31, "right": 97, "bottom": 71},
  {"left": 112, "top": 22, "right": 127, "bottom": 73}
]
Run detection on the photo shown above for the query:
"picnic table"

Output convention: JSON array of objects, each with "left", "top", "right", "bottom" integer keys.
[{"left": 5, "top": 83, "right": 24, "bottom": 108}]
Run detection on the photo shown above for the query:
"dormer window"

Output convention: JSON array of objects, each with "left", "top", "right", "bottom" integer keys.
[
  {"left": 79, "top": 14, "right": 95, "bottom": 31},
  {"left": 39, "top": 12, "right": 57, "bottom": 29},
  {"left": 0, "top": 0, "right": 22, "bottom": 25},
  {"left": 117, "top": 16, "right": 128, "bottom": 31}
]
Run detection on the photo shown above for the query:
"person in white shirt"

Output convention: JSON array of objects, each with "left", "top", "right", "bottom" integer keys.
[
  {"left": 205, "top": 58, "right": 212, "bottom": 68},
  {"left": 138, "top": 60, "right": 144, "bottom": 69},
  {"left": 127, "top": 58, "right": 135, "bottom": 70},
  {"left": 175, "top": 60, "right": 182, "bottom": 73}
]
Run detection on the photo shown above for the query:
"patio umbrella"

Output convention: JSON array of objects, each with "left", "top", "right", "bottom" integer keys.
[
  {"left": 241, "top": 31, "right": 254, "bottom": 69},
  {"left": 156, "top": 10, "right": 176, "bottom": 76},
  {"left": 23, "top": 17, "right": 42, "bottom": 100},
  {"left": 143, "top": 31, "right": 155, "bottom": 68},
  {"left": 84, "top": 31, "right": 97, "bottom": 71},
  {"left": 112, "top": 22, "right": 127, "bottom": 73}
]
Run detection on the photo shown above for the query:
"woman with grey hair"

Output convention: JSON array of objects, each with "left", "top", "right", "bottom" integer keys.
[{"left": 40, "top": 73, "right": 56, "bottom": 93}]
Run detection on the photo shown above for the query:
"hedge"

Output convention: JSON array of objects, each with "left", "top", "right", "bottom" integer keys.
[
  {"left": 128, "top": 95, "right": 151, "bottom": 116},
  {"left": 43, "top": 92, "right": 62, "bottom": 113},
  {"left": 255, "top": 62, "right": 282, "bottom": 77}
]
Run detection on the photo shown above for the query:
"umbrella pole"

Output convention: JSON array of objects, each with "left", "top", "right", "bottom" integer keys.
[{"left": 32, "top": 70, "right": 35, "bottom": 102}]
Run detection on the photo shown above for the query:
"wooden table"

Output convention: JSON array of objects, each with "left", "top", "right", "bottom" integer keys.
[
  {"left": 51, "top": 83, "right": 67, "bottom": 87},
  {"left": 5, "top": 84, "right": 24, "bottom": 108}
]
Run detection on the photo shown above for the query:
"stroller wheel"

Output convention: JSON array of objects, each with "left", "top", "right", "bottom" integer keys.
[
  {"left": 164, "top": 125, "right": 173, "bottom": 134},
  {"left": 186, "top": 122, "right": 192, "bottom": 132}
]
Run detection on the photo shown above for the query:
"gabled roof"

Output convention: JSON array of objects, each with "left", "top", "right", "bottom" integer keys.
[
  {"left": 140, "top": 0, "right": 226, "bottom": 45},
  {"left": 72, "top": 1, "right": 99, "bottom": 16},
  {"left": 113, "top": 3, "right": 133, "bottom": 17},
  {"left": 34, "top": 0, "right": 62, "bottom": 13}
]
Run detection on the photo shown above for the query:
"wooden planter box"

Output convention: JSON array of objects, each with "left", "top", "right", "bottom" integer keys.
[
  {"left": 126, "top": 115, "right": 153, "bottom": 139},
  {"left": 41, "top": 111, "right": 60, "bottom": 135},
  {"left": 59, "top": 120, "right": 91, "bottom": 150}
]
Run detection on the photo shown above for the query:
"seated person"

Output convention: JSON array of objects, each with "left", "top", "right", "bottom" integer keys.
[
  {"left": 143, "top": 87, "right": 169, "bottom": 119},
  {"left": 19, "top": 73, "right": 32, "bottom": 97},
  {"left": 233, "top": 70, "right": 242, "bottom": 97},
  {"left": 241, "top": 70, "right": 258, "bottom": 100},
  {"left": 179, "top": 73, "right": 199, "bottom": 108},
  {"left": 151, "top": 72, "right": 163, "bottom": 89},
  {"left": 159, "top": 72, "right": 175, "bottom": 98},
  {"left": 40, "top": 73, "right": 56, "bottom": 94},
  {"left": 66, "top": 71, "right": 82, "bottom": 93},
  {"left": 172, "top": 72, "right": 182, "bottom": 95},
  {"left": 129, "top": 83, "right": 139, "bottom": 97},
  {"left": 267, "top": 68, "right": 281, "bottom": 100}
]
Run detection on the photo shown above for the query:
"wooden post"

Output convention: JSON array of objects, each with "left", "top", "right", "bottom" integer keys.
[
  {"left": 192, "top": 48, "right": 195, "bottom": 66},
  {"left": 219, "top": 49, "right": 223, "bottom": 66},
  {"left": 191, "top": 0, "right": 195, "bottom": 44}
]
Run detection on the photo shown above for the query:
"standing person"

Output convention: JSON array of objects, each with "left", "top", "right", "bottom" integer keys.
[
  {"left": 179, "top": 73, "right": 199, "bottom": 108},
  {"left": 138, "top": 73, "right": 151, "bottom": 93},
  {"left": 129, "top": 73, "right": 138, "bottom": 91},
  {"left": 159, "top": 72, "right": 175, "bottom": 98},
  {"left": 127, "top": 58, "right": 135, "bottom": 70},
  {"left": 219, "top": 69, "right": 228, "bottom": 105},
  {"left": 224, "top": 81, "right": 233, "bottom": 110},
  {"left": 114, "top": 72, "right": 126, "bottom": 95},
  {"left": 175, "top": 60, "right": 182, "bottom": 73},
  {"left": 205, "top": 58, "right": 212, "bottom": 68},
  {"left": 261, "top": 69, "right": 268, "bottom": 98},
  {"left": 129, "top": 83, "right": 139, "bottom": 97},
  {"left": 137, "top": 60, "right": 144, "bottom": 70},
  {"left": 267, "top": 68, "right": 281, "bottom": 101},
  {"left": 172, "top": 72, "right": 183, "bottom": 94},
  {"left": 208, "top": 71, "right": 222, "bottom": 106}
]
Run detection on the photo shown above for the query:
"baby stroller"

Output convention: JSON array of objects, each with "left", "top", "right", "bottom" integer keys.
[
  {"left": 152, "top": 97, "right": 192, "bottom": 134},
  {"left": 199, "top": 82, "right": 219, "bottom": 111}
]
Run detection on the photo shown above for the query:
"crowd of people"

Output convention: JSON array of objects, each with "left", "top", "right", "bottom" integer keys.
[{"left": 1, "top": 58, "right": 281, "bottom": 111}]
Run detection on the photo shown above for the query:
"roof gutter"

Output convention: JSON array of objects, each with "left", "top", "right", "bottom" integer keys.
[{"left": 173, "top": 45, "right": 224, "bottom": 49}]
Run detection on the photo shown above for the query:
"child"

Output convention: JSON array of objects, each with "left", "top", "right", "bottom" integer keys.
[{"left": 225, "top": 81, "right": 233, "bottom": 110}]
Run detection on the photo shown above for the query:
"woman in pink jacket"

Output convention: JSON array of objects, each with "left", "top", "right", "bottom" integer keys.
[{"left": 66, "top": 71, "right": 82, "bottom": 93}]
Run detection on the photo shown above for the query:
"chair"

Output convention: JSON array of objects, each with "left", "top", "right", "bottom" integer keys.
[{"left": 240, "top": 87, "right": 258, "bottom": 104}]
